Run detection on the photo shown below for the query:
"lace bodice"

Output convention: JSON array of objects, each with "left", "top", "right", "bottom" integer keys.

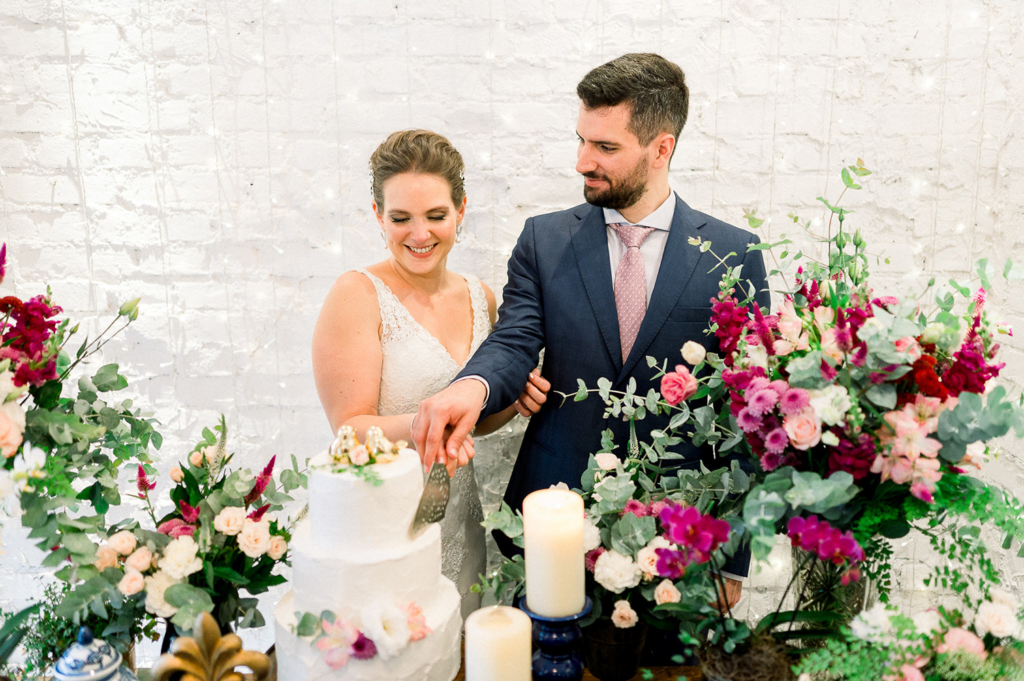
[{"left": 356, "top": 268, "right": 489, "bottom": 621}]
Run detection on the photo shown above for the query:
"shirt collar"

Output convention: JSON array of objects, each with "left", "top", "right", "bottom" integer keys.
[{"left": 602, "top": 189, "right": 676, "bottom": 232}]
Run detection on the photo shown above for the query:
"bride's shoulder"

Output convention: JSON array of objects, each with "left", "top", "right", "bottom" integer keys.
[{"left": 319, "top": 268, "right": 382, "bottom": 322}]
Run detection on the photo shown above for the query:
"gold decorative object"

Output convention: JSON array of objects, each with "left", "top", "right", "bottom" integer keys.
[{"left": 150, "top": 612, "right": 272, "bottom": 681}]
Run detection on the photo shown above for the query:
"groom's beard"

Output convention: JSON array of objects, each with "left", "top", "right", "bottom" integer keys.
[{"left": 581, "top": 157, "right": 649, "bottom": 210}]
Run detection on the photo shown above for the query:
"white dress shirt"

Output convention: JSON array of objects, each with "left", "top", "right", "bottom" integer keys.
[{"left": 603, "top": 189, "right": 677, "bottom": 306}]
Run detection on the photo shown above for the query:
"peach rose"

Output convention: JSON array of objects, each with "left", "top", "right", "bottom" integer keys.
[
  {"left": 237, "top": 518, "right": 271, "bottom": 558},
  {"left": 213, "top": 506, "right": 246, "bottom": 536},
  {"left": 784, "top": 408, "right": 822, "bottom": 451},
  {"left": 170, "top": 465, "right": 184, "bottom": 483},
  {"left": 0, "top": 411, "right": 23, "bottom": 458},
  {"left": 267, "top": 535, "right": 288, "bottom": 560},
  {"left": 594, "top": 453, "right": 619, "bottom": 471},
  {"left": 974, "top": 601, "right": 1021, "bottom": 639},
  {"left": 937, "top": 627, "right": 987, "bottom": 660},
  {"left": 189, "top": 450, "right": 204, "bottom": 467},
  {"left": 117, "top": 568, "right": 145, "bottom": 596},
  {"left": 611, "top": 600, "right": 638, "bottom": 628},
  {"left": 94, "top": 545, "right": 119, "bottom": 571},
  {"left": 125, "top": 546, "right": 153, "bottom": 573},
  {"left": 350, "top": 445, "right": 370, "bottom": 466},
  {"left": 660, "top": 365, "right": 698, "bottom": 406},
  {"left": 108, "top": 530, "right": 137, "bottom": 556},
  {"left": 654, "top": 579, "right": 681, "bottom": 605},
  {"left": 680, "top": 341, "right": 706, "bottom": 366},
  {"left": 637, "top": 537, "right": 671, "bottom": 579}
]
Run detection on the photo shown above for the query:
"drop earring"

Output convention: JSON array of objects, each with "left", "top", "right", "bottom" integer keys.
[
  {"left": 456, "top": 222, "right": 464, "bottom": 243},
  {"left": 380, "top": 230, "right": 388, "bottom": 248}
]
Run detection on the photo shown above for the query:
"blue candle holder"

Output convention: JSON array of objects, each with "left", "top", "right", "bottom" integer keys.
[{"left": 518, "top": 596, "right": 593, "bottom": 681}]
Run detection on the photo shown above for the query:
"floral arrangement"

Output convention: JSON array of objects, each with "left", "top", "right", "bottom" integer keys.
[
  {"left": 323, "top": 425, "right": 404, "bottom": 486},
  {"left": 291, "top": 600, "right": 431, "bottom": 670},
  {"left": 0, "top": 242, "right": 164, "bottom": 651},
  {"left": 794, "top": 590, "right": 1024, "bottom": 680},
  {"left": 58, "top": 417, "right": 307, "bottom": 636}
]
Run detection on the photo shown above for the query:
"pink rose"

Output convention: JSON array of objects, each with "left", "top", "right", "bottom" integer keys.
[
  {"left": 170, "top": 465, "right": 184, "bottom": 483},
  {"left": 660, "top": 365, "right": 698, "bottom": 406},
  {"left": 189, "top": 450, "right": 204, "bottom": 467},
  {"left": 94, "top": 545, "right": 119, "bottom": 571},
  {"left": 937, "top": 627, "right": 987, "bottom": 661},
  {"left": 267, "top": 535, "right": 288, "bottom": 560},
  {"left": 108, "top": 530, "right": 137, "bottom": 556},
  {"left": 350, "top": 445, "right": 370, "bottom": 466},
  {"left": 653, "top": 579, "right": 681, "bottom": 605},
  {"left": 0, "top": 411, "right": 23, "bottom": 458},
  {"left": 895, "top": 336, "right": 923, "bottom": 362},
  {"left": 594, "top": 453, "right": 619, "bottom": 471},
  {"left": 897, "top": 664, "right": 925, "bottom": 681},
  {"left": 125, "top": 546, "right": 153, "bottom": 573},
  {"left": 610, "top": 600, "right": 638, "bottom": 628},
  {"left": 117, "top": 568, "right": 145, "bottom": 596},
  {"left": 784, "top": 408, "right": 822, "bottom": 451}
]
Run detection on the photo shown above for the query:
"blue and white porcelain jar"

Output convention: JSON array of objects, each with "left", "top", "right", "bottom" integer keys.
[{"left": 53, "top": 627, "right": 138, "bottom": 681}]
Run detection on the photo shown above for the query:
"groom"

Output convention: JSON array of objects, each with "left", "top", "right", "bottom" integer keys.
[{"left": 413, "top": 53, "right": 770, "bottom": 604}]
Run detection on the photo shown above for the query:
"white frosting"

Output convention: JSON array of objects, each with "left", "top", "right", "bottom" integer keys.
[
  {"left": 274, "top": 583, "right": 462, "bottom": 681},
  {"left": 290, "top": 519, "right": 442, "bottom": 618},
  {"left": 307, "top": 448, "right": 424, "bottom": 554}
]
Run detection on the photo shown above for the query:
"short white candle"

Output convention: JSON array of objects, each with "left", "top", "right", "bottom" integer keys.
[
  {"left": 464, "top": 605, "right": 532, "bottom": 681},
  {"left": 522, "top": 488, "right": 585, "bottom": 617}
]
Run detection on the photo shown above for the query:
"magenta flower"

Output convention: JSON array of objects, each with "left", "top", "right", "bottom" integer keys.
[
  {"left": 0, "top": 243, "right": 6, "bottom": 284},
  {"left": 746, "top": 388, "right": 779, "bottom": 417},
  {"left": 778, "top": 387, "right": 810, "bottom": 416},
  {"left": 660, "top": 505, "right": 731, "bottom": 560},
  {"left": 136, "top": 464, "right": 156, "bottom": 497},
  {"left": 910, "top": 481, "right": 934, "bottom": 503},
  {"left": 585, "top": 547, "right": 606, "bottom": 572},
  {"left": 179, "top": 500, "right": 200, "bottom": 524},
  {"left": 157, "top": 518, "right": 196, "bottom": 538},
  {"left": 648, "top": 500, "right": 672, "bottom": 518},
  {"left": 621, "top": 499, "right": 648, "bottom": 518},
  {"left": 820, "top": 359, "right": 838, "bottom": 381},
  {"left": 763, "top": 428, "right": 789, "bottom": 454},
  {"left": 243, "top": 455, "right": 276, "bottom": 506},
  {"left": 248, "top": 503, "right": 270, "bottom": 522},
  {"left": 736, "top": 407, "right": 763, "bottom": 433},
  {"left": 349, "top": 632, "right": 377, "bottom": 660},
  {"left": 759, "top": 450, "right": 785, "bottom": 472},
  {"left": 788, "top": 515, "right": 864, "bottom": 572},
  {"left": 654, "top": 547, "right": 693, "bottom": 580}
]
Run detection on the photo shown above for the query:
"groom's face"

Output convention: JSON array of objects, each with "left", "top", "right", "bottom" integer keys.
[{"left": 575, "top": 103, "right": 650, "bottom": 210}]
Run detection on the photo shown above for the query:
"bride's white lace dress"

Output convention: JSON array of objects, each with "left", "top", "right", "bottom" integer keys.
[{"left": 357, "top": 269, "right": 488, "bottom": 622}]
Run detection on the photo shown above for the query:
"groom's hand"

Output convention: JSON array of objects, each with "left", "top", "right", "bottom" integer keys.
[{"left": 413, "top": 379, "right": 487, "bottom": 473}]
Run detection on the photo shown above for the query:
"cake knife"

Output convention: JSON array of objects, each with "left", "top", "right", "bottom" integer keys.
[{"left": 409, "top": 462, "right": 451, "bottom": 539}]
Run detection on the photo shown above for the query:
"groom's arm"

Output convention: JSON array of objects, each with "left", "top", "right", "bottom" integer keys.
[{"left": 456, "top": 217, "right": 546, "bottom": 418}]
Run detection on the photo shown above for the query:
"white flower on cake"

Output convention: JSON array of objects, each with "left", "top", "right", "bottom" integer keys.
[
  {"left": 360, "top": 601, "right": 412, "bottom": 660},
  {"left": 237, "top": 518, "right": 272, "bottom": 558},
  {"left": 144, "top": 570, "right": 181, "bottom": 618},
  {"left": 611, "top": 600, "right": 638, "bottom": 628},
  {"left": 636, "top": 536, "right": 672, "bottom": 580},
  {"left": 159, "top": 535, "right": 203, "bottom": 579},
  {"left": 214, "top": 506, "right": 246, "bottom": 536},
  {"left": 974, "top": 600, "right": 1021, "bottom": 639},
  {"left": 582, "top": 517, "right": 602, "bottom": 552},
  {"left": 593, "top": 549, "right": 642, "bottom": 594}
]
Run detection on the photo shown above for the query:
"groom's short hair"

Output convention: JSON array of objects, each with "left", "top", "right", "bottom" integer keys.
[{"left": 576, "top": 53, "right": 689, "bottom": 149}]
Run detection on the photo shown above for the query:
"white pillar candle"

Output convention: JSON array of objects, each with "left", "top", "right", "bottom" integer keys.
[
  {"left": 522, "top": 488, "right": 585, "bottom": 617},
  {"left": 464, "top": 605, "right": 532, "bottom": 681}
]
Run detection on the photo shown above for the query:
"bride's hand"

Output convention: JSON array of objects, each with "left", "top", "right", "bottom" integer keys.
[
  {"left": 446, "top": 434, "right": 474, "bottom": 478},
  {"left": 515, "top": 369, "right": 550, "bottom": 417}
]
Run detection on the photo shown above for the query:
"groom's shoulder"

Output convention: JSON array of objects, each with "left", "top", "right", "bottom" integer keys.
[{"left": 528, "top": 202, "right": 593, "bottom": 229}]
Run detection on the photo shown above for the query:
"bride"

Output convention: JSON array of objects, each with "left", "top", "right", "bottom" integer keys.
[{"left": 311, "top": 129, "right": 549, "bottom": 620}]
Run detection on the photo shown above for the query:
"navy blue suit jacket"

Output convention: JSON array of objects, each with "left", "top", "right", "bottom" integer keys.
[{"left": 457, "top": 196, "right": 770, "bottom": 575}]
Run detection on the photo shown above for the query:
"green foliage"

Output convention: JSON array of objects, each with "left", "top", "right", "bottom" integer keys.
[{"left": 0, "top": 602, "right": 40, "bottom": 671}]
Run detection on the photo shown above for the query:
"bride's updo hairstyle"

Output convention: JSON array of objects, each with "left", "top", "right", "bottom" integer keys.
[{"left": 369, "top": 129, "right": 466, "bottom": 209}]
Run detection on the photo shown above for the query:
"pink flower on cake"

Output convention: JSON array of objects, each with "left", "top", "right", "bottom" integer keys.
[
  {"left": 784, "top": 409, "right": 822, "bottom": 451},
  {"left": 349, "top": 445, "right": 370, "bottom": 466},
  {"left": 267, "top": 535, "right": 288, "bottom": 560},
  {"left": 317, "top": 618, "right": 360, "bottom": 669},
  {"left": 611, "top": 600, "right": 638, "bottom": 628},
  {"left": 404, "top": 602, "right": 432, "bottom": 641},
  {"left": 349, "top": 632, "right": 378, "bottom": 661},
  {"left": 660, "top": 365, "right": 698, "bottom": 406},
  {"left": 108, "top": 530, "right": 137, "bottom": 556}
]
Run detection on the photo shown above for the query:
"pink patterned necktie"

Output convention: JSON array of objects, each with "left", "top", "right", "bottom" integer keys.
[{"left": 610, "top": 222, "right": 656, "bottom": 362}]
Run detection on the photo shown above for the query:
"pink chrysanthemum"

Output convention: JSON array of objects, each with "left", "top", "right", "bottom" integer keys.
[
  {"left": 778, "top": 387, "right": 810, "bottom": 416},
  {"left": 585, "top": 547, "right": 606, "bottom": 572},
  {"left": 349, "top": 633, "right": 377, "bottom": 660},
  {"left": 746, "top": 388, "right": 779, "bottom": 417},
  {"left": 763, "top": 427, "right": 789, "bottom": 454},
  {"left": 621, "top": 499, "right": 648, "bottom": 518},
  {"left": 736, "top": 407, "right": 763, "bottom": 433}
]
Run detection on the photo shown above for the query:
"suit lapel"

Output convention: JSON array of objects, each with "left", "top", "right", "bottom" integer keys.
[
  {"left": 571, "top": 204, "right": 622, "bottom": 371},
  {"left": 617, "top": 196, "right": 708, "bottom": 382}
]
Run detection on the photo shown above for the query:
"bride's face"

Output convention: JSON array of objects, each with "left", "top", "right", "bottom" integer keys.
[{"left": 374, "top": 172, "right": 466, "bottom": 277}]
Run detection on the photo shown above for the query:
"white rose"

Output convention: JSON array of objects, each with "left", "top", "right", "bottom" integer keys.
[
  {"left": 125, "top": 546, "right": 153, "bottom": 573},
  {"left": 118, "top": 568, "right": 145, "bottom": 596},
  {"left": 158, "top": 535, "right": 203, "bottom": 580},
  {"left": 583, "top": 518, "right": 602, "bottom": 552},
  {"left": 108, "top": 530, "right": 137, "bottom": 556},
  {"left": 170, "top": 466, "right": 184, "bottom": 483},
  {"left": 680, "top": 341, "right": 706, "bottom": 366},
  {"left": 610, "top": 600, "right": 638, "bottom": 628},
  {"left": 2, "top": 400, "right": 25, "bottom": 432},
  {"left": 594, "top": 453, "right": 619, "bottom": 471},
  {"left": 974, "top": 601, "right": 1021, "bottom": 639},
  {"left": 237, "top": 518, "right": 271, "bottom": 558},
  {"left": 989, "top": 588, "right": 1020, "bottom": 612},
  {"left": 912, "top": 609, "right": 943, "bottom": 636},
  {"left": 94, "top": 545, "right": 119, "bottom": 572},
  {"left": 267, "top": 535, "right": 288, "bottom": 560},
  {"left": 745, "top": 344, "right": 768, "bottom": 370},
  {"left": 361, "top": 601, "right": 411, "bottom": 659},
  {"left": 144, "top": 570, "right": 181, "bottom": 618},
  {"left": 820, "top": 431, "right": 840, "bottom": 447},
  {"left": 636, "top": 536, "right": 671, "bottom": 579},
  {"left": 809, "top": 385, "right": 852, "bottom": 427},
  {"left": 213, "top": 506, "right": 246, "bottom": 536},
  {"left": 593, "top": 550, "right": 642, "bottom": 594},
  {"left": 0, "top": 371, "right": 22, "bottom": 404},
  {"left": 654, "top": 579, "right": 681, "bottom": 605}
]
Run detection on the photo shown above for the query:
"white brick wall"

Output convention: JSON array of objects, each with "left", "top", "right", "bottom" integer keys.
[{"left": 2, "top": 0, "right": 1023, "bottom": 665}]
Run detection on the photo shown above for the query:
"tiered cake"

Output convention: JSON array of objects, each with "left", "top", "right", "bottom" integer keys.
[{"left": 274, "top": 428, "right": 462, "bottom": 681}]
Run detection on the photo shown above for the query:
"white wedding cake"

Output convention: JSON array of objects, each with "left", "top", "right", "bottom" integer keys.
[{"left": 274, "top": 427, "right": 462, "bottom": 681}]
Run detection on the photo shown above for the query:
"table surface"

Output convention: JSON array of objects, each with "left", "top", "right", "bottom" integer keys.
[{"left": 452, "top": 666, "right": 704, "bottom": 680}]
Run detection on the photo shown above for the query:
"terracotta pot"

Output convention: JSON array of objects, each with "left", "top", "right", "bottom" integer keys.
[{"left": 581, "top": 617, "right": 648, "bottom": 681}]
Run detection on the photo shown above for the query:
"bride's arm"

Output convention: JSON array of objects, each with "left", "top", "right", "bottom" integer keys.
[{"left": 312, "top": 271, "right": 415, "bottom": 443}]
